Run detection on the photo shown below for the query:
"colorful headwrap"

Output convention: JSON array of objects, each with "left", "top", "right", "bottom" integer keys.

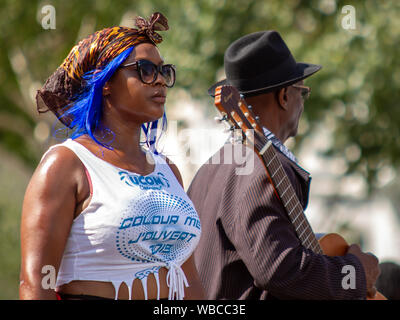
[{"left": 36, "top": 12, "right": 169, "bottom": 151}]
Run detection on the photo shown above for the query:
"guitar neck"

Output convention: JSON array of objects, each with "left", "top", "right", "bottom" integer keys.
[
  {"left": 252, "top": 132, "right": 323, "bottom": 254},
  {"left": 213, "top": 84, "right": 322, "bottom": 254}
]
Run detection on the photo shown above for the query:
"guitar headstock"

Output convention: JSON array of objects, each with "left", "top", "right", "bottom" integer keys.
[{"left": 214, "top": 85, "right": 263, "bottom": 140}]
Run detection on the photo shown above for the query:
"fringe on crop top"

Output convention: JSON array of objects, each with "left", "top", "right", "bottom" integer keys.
[{"left": 50, "top": 139, "right": 201, "bottom": 300}]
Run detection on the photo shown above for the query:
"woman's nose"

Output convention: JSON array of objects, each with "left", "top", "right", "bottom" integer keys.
[{"left": 153, "top": 69, "right": 166, "bottom": 86}]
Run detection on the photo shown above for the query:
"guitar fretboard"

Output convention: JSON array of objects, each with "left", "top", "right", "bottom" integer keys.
[{"left": 254, "top": 134, "right": 323, "bottom": 254}]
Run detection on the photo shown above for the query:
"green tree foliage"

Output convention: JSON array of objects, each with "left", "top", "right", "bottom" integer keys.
[{"left": 1, "top": 0, "right": 399, "bottom": 191}]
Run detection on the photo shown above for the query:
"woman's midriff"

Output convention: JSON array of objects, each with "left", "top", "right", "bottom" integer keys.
[{"left": 57, "top": 266, "right": 170, "bottom": 300}]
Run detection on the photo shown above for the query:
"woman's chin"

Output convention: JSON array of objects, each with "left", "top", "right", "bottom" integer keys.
[
  {"left": 143, "top": 108, "right": 165, "bottom": 123},
  {"left": 151, "top": 104, "right": 165, "bottom": 119}
]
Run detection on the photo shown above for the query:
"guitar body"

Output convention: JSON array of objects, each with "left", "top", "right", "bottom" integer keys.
[{"left": 318, "top": 233, "right": 386, "bottom": 300}]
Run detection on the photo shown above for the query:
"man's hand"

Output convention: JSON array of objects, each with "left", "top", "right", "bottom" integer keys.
[{"left": 347, "top": 244, "right": 380, "bottom": 298}]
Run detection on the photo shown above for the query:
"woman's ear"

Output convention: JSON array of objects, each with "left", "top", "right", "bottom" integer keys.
[
  {"left": 102, "top": 81, "right": 111, "bottom": 97},
  {"left": 277, "top": 87, "right": 289, "bottom": 110}
]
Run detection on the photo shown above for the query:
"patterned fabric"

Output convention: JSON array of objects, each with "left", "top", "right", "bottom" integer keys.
[
  {"left": 60, "top": 28, "right": 148, "bottom": 83},
  {"left": 36, "top": 12, "right": 169, "bottom": 125},
  {"left": 61, "top": 12, "right": 168, "bottom": 83},
  {"left": 262, "top": 126, "right": 298, "bottom": 164},
  {"left": 135, "top": 12, "right": 168, "bottom": 44},
  {"left": 188, "top": 143, "right": 368, "bottom": 300}
]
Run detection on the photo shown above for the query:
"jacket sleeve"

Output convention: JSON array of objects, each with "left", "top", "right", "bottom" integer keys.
[{"left": 226, "top": 162, "right": 367, "bottom": 300}]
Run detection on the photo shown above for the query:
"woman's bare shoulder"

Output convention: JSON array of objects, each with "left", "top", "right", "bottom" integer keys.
[
  {"left": 163, "top": 156, "right": 184, "bottom": 188},
  {"left": 29, "top": 144, "right": 87, "bottom": 198},
  {"left": 37, "top": 144, "right": 85, "bottom": 178}
]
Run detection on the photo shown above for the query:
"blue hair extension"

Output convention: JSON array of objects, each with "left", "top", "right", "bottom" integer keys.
[
  {"left": 141, "top": 111, "right": 168, "bottom": 155},
  {"left": 59, "top": 46, "right": 135, "bottom": 149}
]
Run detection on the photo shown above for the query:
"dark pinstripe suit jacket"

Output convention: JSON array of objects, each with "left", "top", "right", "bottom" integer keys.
[{"left": 188, "top": 143, "right": 367, "bottom": 300}]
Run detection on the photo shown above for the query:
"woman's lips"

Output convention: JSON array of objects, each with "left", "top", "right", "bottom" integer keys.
[
  {"left": 151, "top": 92, "right": 166, "bottom": 104},
  {"left": 151, "top": 96, "right": 166, "bottom": 104}
]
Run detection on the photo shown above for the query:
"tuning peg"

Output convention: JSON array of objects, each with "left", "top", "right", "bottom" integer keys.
[
  {"left": 236, "top": 135, "right": 245, "bottom": 144},
  {"left": 214, "top": 115, "right": 228, "bottom": 123},
  {"left": 229, "top": 131, "right": 245, "bottom": 144},
  {"left": 245, "top": 105, "right": 260, "bottom": 123},
  {"left": 224, "top": 125, "right": 235, "bottom": 133},
  {"left": 214, "top": 116, "right": 221, "bottom": 123},
  {"left": 230, "top": 136, "right": 244, "bottom": 144}
]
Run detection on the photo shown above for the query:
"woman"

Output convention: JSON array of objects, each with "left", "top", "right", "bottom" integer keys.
[{"left": 19, "top": 12, "right": 204, "bottom": 300}]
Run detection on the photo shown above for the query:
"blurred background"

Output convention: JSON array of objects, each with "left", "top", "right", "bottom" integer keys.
[{"left": 0, "top": 0, "right": 399, "bottom": 299}]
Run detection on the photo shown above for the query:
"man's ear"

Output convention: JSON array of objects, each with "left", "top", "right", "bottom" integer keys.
[
  {"left": 102, "top": 81, "right": 111, "bottom": 97},
  {"left": 277, "top": 87, "right": 289, "bottom": 110}
]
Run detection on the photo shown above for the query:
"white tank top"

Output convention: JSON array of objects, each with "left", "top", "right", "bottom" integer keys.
[{"left": 50, "top": 139, "right": 201, "bottom": 300}]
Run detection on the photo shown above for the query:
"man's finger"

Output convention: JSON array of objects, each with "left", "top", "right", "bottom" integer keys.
[{"left": 367, "top": 286, "right": 377, "bottom": 299}]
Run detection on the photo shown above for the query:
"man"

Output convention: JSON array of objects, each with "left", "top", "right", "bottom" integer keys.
[{"left": 187, "top": 30, "right": 380, "bottom": 299}]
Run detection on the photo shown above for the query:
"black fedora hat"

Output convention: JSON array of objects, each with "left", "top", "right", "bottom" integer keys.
[{"left": 208, "top": 30, "right": 322, "bottom": 97}]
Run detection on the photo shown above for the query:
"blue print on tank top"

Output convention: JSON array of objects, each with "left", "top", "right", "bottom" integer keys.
[
  {"left": 119, "top": 171, "right": 170, "bottom": 190},
  {"left": 116, "top": 174, "right": 201, "bottom": 265}
]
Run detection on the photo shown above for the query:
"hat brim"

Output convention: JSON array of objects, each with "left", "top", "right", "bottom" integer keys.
[{"left": 207, "top": 62, "right": 322, "bottom": 97}]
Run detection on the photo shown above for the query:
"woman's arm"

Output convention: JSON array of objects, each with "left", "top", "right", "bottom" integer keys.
[{"left": 19, "top": 147, "right": 87, "bottom": 299}]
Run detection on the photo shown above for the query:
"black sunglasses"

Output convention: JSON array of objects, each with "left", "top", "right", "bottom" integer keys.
[
  {"left": 120, "top": 59, "right": 176, "bottom": 88},
  {"left": 292, "top": 84, "right": 311, "bottom": 100}
]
